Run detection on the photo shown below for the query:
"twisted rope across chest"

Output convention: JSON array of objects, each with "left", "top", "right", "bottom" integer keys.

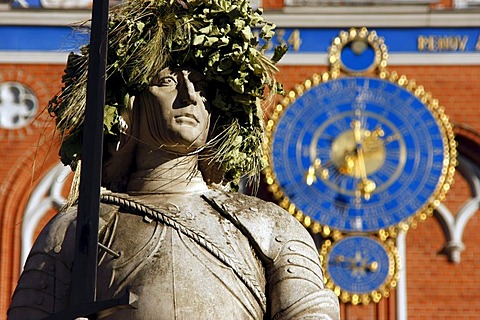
[{"left": 100, "top": 193, "right": 267, "bottom": 312}]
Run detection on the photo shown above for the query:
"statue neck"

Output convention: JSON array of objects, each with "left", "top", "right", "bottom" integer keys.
[{"left": 127, "top": 144, "right": 208, "bottom": 195}]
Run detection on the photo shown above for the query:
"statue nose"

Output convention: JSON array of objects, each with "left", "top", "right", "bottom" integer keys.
[
  {"left": 179, "top": 78, "right": 198, "bottom": 106},
  {"left": 182, "top": 96, "right": 197, "bottom": 106}
]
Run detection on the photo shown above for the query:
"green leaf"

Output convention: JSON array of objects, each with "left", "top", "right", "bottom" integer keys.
[
  {"left": 204, "top": 36, "right": 219, "bottom": 46},
  {"left": 104, "top": 105, "right": 119, "bottom": 135},
  {"left": 233, "top": 19, "right": 245, "bottom": 31},
  {"left": 136, "top": 21, "right": 145, "bottom": 33},
  {"left": 199, "top": 25, "right": 212, "bottom": 34},
  {"left": 260, "top": 22, "right": 276, "bottom": 41},
  {"left": 241, "top": 26, "right": 253, "bottom": 41},
  {"left": 193, "top": 34, "right": 206, "bottom": 45}
]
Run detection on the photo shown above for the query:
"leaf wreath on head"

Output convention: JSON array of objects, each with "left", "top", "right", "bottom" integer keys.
[{"left": 48, "top": 0, "right": 287, "bottom": 190}]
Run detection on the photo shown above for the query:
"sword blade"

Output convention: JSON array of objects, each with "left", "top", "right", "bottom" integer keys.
[{"left": 70, "top": 0, "right": 109, "bottom": 307}]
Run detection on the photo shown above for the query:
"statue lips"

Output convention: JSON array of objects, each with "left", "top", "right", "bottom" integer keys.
[{"left": 174, "top": 113, "right": 199, "bottom": 126}]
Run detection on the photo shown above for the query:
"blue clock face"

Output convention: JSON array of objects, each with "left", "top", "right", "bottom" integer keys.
[
  {"left": 325, "top": 236, "right": 394, "bottom": 295},
  {"left": 270, "top": 76, "right": 449, "bottom": 232}
]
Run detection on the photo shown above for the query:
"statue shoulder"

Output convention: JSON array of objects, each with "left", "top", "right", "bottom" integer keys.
[
  {"left": 29, "top": 206, "right": 77, "bottom": 255},
  {"left": 8, "top": 202, "right": 120, "bottom": 319},
  {"left": 28, "top": 202, "right": 119, "bottom": 255},
  {"left": 205, "top": 190, "right": 315, "bottom": 262}
]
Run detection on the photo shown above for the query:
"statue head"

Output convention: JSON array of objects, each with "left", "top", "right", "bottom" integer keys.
[
  {"left": 48, "top": 0, "right": 286, "bottom": 191},
  {"left": 136, "top": 67, "right": 211, "bottom": 155},
  {"left": 101, "top": 65, "right": 215, "bottom": 191}
]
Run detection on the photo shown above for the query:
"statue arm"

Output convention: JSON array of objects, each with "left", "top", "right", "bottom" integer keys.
[
  {"left": 204, "top": 191, "right": 340, "bottom": 319},
  {"left": 7, "top": 209, "right": 77, "bottom": 319},
  {"left": 264, "top": 206, "right": 340, "bottom": 320}
]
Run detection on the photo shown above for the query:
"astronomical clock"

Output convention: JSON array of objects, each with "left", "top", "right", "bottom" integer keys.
[{"left": 264, "top": 28, "right": 456, "bottom": 304}]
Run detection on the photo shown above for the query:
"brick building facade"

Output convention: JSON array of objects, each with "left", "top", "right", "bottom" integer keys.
[{"left": 1, "top": 0, "right": 479, "bottom": 319}]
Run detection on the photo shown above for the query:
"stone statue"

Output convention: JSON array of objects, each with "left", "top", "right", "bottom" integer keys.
[{"left": 8, "top": 1, "right": 340, "bottom": 319}]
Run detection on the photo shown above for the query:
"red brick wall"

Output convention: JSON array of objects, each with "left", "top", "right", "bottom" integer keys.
[
  {"left": 432, "top": 0, "right": 454, "bottom": 9},
  {"left": 263, "top": 0, "right": 284, "bottom": 9},
  {"left": 0, "top": 64, "right": 66, "bottom": 315}
]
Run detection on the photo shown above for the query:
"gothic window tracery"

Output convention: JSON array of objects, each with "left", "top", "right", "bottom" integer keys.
[{"left": 0, "top": 82, "right": 38, "bottom": 130}]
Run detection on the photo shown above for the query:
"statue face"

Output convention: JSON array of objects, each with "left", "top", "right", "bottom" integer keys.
[{"left": 138, "top": 67, "right": 211, "bottom": 153}]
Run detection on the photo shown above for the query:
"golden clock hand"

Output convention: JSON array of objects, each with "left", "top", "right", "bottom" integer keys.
[
  {"left": 352, "top": 120, "right": 376, "bottom": 200},
  {"left": 352, "top": 251, "right": 379, "bottom": 274},
  {"left": 353, "top": 120, "right": 368, "bottom": 179},
  {"left": 371, "top": 127, "right": 385, "bottom": 139},
  {"left": 333, "top": 254, "right": 357, "bottom": 265},
  {"left": 332, "top": 255, "right": 358, "bottom": 271}
]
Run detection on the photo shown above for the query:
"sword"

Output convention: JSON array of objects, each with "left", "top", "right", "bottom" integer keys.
[
  {"left": 69, "top": 0, "right": 108, "bottom": 309},
  {"left": 45, "top": 0, "right": 136, "bottom": 318}
]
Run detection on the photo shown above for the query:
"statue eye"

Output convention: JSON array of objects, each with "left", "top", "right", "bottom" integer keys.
[{"left": 156, "top": 76, "right": 177, "bottom": 86}]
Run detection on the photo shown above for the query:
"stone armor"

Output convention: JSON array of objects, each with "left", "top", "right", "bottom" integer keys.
[{"left": 8, "top": 189, "right": 340, "bottom": 319}]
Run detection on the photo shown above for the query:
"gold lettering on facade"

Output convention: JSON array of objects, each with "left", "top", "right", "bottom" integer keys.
[
  {"left": 276, "top": 29, "right": 287, "bottom": 47},
  {"left": 459, "top": 36, "right": 465, "bottom": 50},
  {"left": 274, "top": 29, "right": 302, "bottom": 52},
  {"left": 476, "top": 35, "right": 480, "bottom": 51},
  {"left": 288, "top": 29, "right": 302, "bottom": 51},
  {"left": 417, "top": 35, "right": 469, "bottom": 52}
]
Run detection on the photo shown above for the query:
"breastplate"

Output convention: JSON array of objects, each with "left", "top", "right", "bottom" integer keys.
[{"left": 96, "top": 192, "right": 266, "bottom": 319}]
